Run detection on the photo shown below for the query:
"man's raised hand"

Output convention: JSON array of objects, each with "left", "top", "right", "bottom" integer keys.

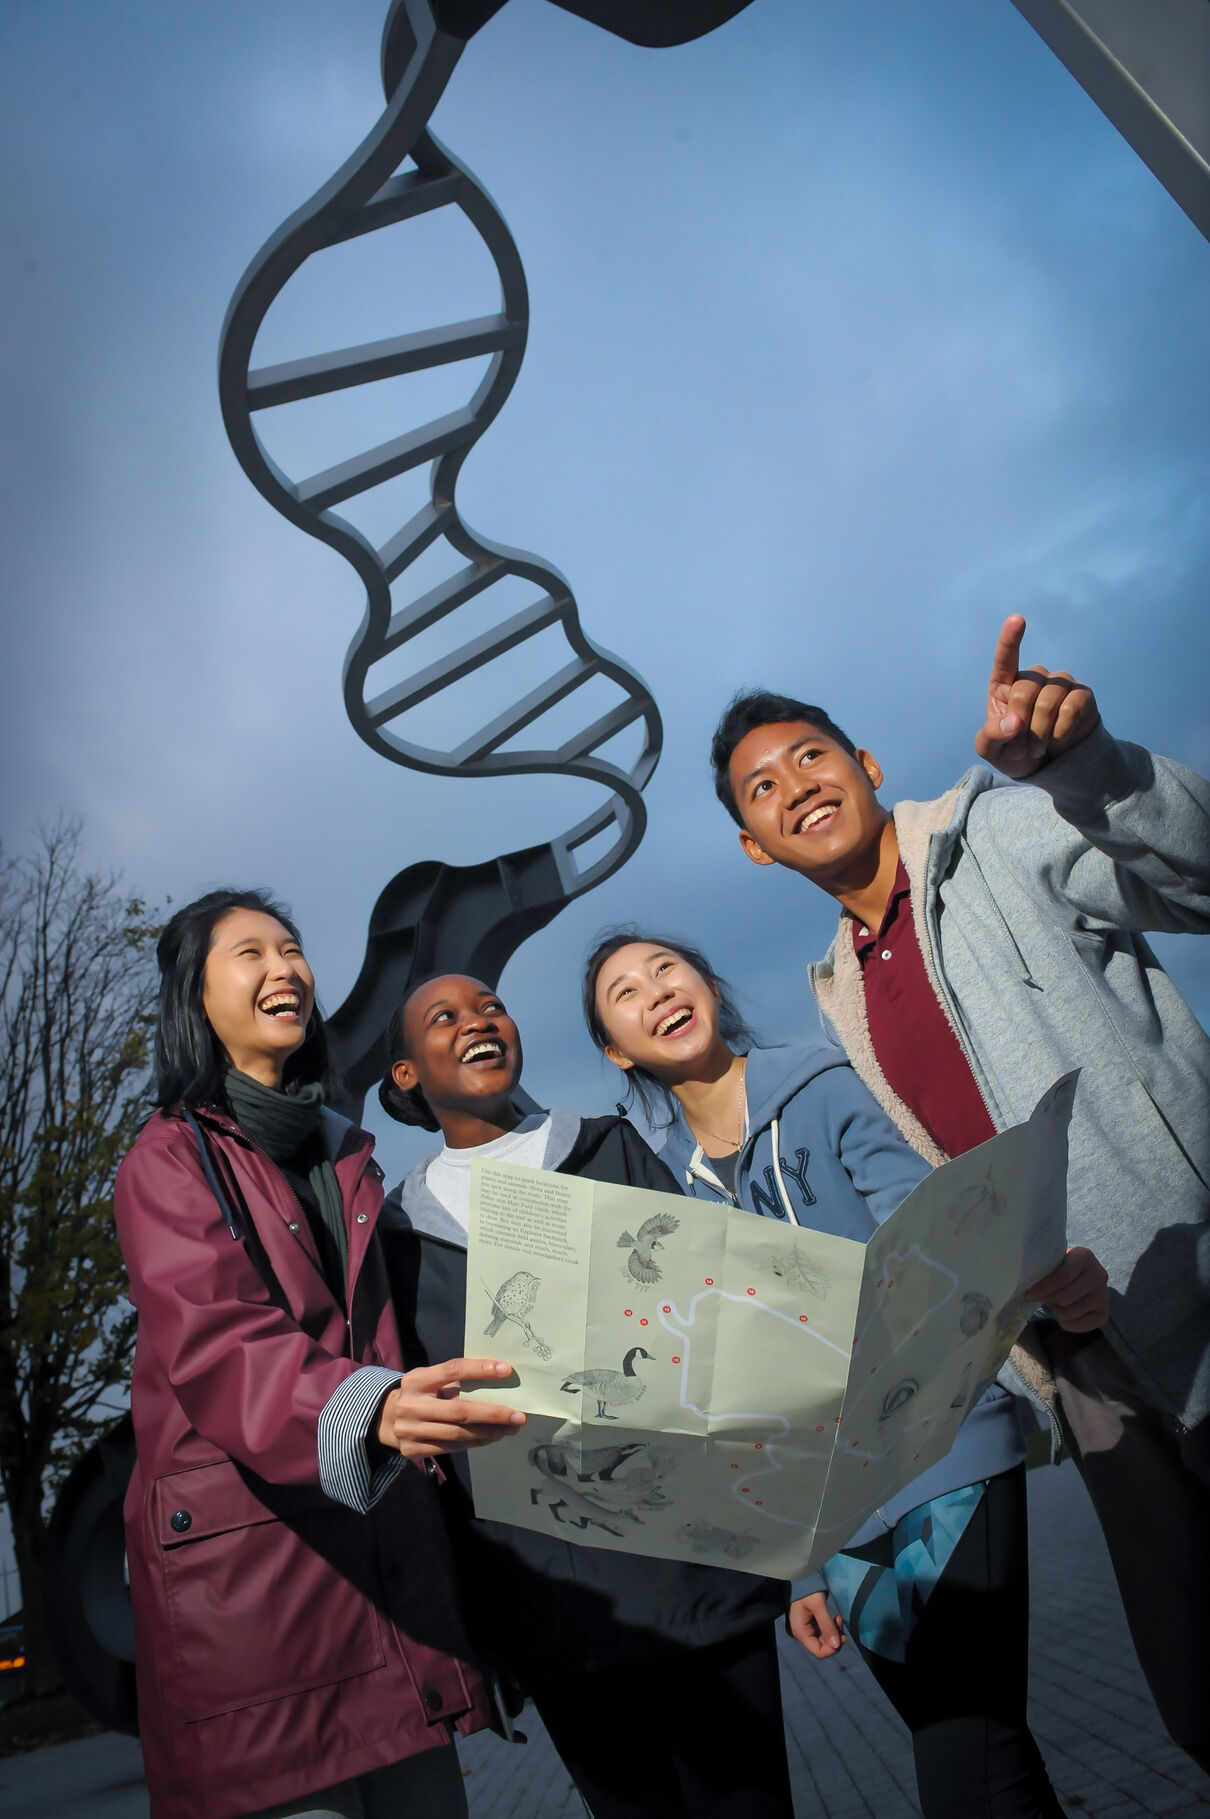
[
  {"left": 378, "top": 1357, "right": 526, "bottom": 1459},
  {"left": 975, "top": 615, "right": 1099, "bottom": 779}
]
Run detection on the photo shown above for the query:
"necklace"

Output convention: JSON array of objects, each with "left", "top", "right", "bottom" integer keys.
[{"left": 689, "top": 1058, "right": 747, "bottom": 1153}]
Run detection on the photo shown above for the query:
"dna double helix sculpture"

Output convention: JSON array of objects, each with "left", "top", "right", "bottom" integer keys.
[
  {"left": 216, "top": 0, "right": 753, "bottom": 1110},
  {"left": 45, "top": 0, "right": 756, "bottom": 1738}
]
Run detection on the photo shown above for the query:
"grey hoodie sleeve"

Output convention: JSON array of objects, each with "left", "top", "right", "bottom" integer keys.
[{"left": 1002, "top": 724, "right": 1210, "bottom": 933}]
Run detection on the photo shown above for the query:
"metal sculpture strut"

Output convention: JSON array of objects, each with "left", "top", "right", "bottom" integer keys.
[{"left": 218, "top": 0, "right": 753, "bottom": 1108}]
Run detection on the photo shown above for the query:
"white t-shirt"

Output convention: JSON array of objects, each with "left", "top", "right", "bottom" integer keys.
[{"left": 424, "top": 1113, "right": 552, "bottom": 1234}]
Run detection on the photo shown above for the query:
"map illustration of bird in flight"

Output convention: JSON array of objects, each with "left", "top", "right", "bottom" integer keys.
[{"left": 618, "top": 1210, "right": 681, "bottom": 1284}]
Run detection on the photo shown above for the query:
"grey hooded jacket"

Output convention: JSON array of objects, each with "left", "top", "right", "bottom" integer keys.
[{"left": 810, "top": 725, "right": 1210, "bottom": 1429}]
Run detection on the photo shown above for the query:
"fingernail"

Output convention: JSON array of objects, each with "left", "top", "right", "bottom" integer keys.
[
  {"left": 510, "top": 1411, "right": 526, "bottom": 1424},
  {"left": 1000, "top": 716, "right": 1016, "bottom": 735},
  {"left": 495, "top": 1362, "right": 511, "bottom": 1373}
]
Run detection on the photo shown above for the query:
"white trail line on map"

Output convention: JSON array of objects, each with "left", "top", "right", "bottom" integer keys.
[
  {"left": 658, "top": 1287, "right": 846, "bottom": 1531},
  {"left": 659, "top": 1242, "right": 964, "bottom": 1531}
]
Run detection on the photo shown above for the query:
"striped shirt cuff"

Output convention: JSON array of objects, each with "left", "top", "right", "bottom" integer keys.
[{"left": 317, "top": 1365, "right": 404, "bottom": 1513}]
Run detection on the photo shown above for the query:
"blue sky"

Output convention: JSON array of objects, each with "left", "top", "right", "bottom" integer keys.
[{"left": 2, "top": 0, "right": 1208, "bottom": 1183}]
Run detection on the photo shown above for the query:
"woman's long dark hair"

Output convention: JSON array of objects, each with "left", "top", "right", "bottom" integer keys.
[
  {"left": 581, "top": 925, "right": 758, "bottom": 1128},
  {"left": 378, "top": 985, "right": 441, "bottom": 1131},
  {"left": 153, "top": 887, "right": 331, "bottom": 1110}
]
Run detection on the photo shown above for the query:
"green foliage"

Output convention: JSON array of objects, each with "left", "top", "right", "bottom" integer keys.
[{"left": 0, "top": 821, "right": 158, "bottom": 1690}]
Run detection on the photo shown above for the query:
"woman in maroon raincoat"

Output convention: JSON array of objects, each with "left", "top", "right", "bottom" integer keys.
[{"left": 114, "top": 888, "right": 524, "bottom": 1819}]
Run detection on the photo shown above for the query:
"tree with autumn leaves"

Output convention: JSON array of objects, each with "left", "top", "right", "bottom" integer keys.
[{"left": 0, "top": 823, "right": 158, "bottom": 1696}]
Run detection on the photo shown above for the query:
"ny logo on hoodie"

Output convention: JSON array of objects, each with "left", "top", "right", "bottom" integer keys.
[{"left": 750, "top": 1147, "right": 816, "bottom": 1222}]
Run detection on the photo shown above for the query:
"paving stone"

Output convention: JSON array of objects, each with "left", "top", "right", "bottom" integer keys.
[{"left": 3, "top": 1462, "right": 1209, "bottom": 1817}]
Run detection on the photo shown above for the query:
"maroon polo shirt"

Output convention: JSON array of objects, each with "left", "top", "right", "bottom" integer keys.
[{"left": 852, "top": 859, "right": 995, "bottom": 1159}]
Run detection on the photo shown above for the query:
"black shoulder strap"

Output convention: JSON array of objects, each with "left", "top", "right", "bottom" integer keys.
[{"left": 182, "top": 1108, "right": 245, "bottom": 1243}]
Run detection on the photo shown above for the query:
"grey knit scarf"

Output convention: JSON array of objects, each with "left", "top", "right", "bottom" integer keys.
[{"left": 224, "top": 1069, "right": 348, "bottom": 1290}]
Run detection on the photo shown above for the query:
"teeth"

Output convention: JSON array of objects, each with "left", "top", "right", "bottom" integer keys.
[
  {"left": 655, "top": 1010, "right": 692, "bottom": 1038},
  {"left": 260, "top": 993, "right": 300, "bottom": 1015},
  {"left": 461, "top": 1041, "right": 504, "bottom": 1063},
  {"left": 798, "top": 804, "right": 837, "bottom": 833}
]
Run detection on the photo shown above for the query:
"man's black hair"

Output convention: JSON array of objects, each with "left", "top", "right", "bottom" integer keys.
[
  {"left": 582, "top": 925, "right": 759, "bottom": 1128},
  {"left": 153, "top": 887, "right": 331, "bottom": 1110},
  {"left": 710, "top": 691, "right": 857, "bottom": 827}
]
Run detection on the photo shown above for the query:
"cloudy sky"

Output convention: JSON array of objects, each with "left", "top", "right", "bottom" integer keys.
[{"left": 3, "top": 0, "right": 1208, "bottom": 1184}]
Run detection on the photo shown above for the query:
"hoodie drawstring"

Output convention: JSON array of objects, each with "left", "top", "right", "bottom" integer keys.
[{"left": 769, "top": 1119, "right": 800, "bottom": 1225}]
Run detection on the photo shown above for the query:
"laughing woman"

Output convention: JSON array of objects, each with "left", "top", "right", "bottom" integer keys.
[
  {"left": 113, "top": 890, "right": 525, "bottom": 1819},
  {"left": 585, "top": 928, "right": 1108, "bottom": 1819},
  {"left": 379, "top": 972, "right": 795, "bottom": 1819}
]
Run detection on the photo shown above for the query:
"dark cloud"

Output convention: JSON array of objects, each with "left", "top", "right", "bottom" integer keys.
[{"left": 1, "top": 0, "right": 1206, "bottom": 1185}]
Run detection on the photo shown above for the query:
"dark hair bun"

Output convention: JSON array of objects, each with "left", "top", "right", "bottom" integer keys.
[{"left": 378, "top": 1073, "right": 441, "bottom": 1132}]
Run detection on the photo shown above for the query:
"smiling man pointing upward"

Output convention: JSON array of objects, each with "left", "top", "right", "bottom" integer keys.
[{"left": 711, "top": 615, "right": 1210, "bottom": 1772}]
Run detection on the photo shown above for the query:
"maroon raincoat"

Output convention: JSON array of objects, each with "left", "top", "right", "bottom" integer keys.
[{"left": 114, "top": 1105, "right": 492, "bottom": 1819}]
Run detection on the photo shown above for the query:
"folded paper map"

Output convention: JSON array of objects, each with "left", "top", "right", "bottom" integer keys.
[{"left": 466, "top": 1072, "right": 1076, "bottom": 1580}]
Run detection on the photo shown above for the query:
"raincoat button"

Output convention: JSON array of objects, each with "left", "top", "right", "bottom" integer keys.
[
  {"left": 170, "top": 1510, "right": 192, "bottom": 1534},
  {"left": 423, "top": 1688, "right": 443, "bottom": 1712},
  {"left": 356, "top": 1212, "right": 368, "bottom": 1224}
]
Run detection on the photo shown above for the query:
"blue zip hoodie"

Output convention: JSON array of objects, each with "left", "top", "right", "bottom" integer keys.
[{"left": 657, "top": 1040, "right": 1025, "bottom": 1593}]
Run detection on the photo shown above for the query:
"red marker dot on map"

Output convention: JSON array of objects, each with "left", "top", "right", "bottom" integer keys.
[
  {"left": 662, "top": 1305, "right": 671, "bottom": 1314},
  {"left": 705, "top": 1277, "right": 714, "bottom": 1286},
  {"left": 754, "top": 1443, "right": 763, "bottom": 1451},
  {"left": 639, "top": 1317, "right": 648, "bottom": 1325},
  {"left": 624, "top": 1309, "right": 633, "bottom": 1318},
  {"left": 798, "top": 1314, "right": 809, "bottom": 1324},
  {"left": 741, "top": 1487, "right": 750, "bottom": 1494},
  {"left": 870, "top": 1366, "right": 876, "bottom": 1374},
  {"left": 672, "top": 1356, "right": 681, "bottom": 1364},
  {"left": 913, "top": 1328, "right": 920, "bottom": 1336},
  {"left": 755, "top": 1500, "right": 764, "bottom": 1507},
  {"left": 815, "top": 1425, "right": 825, "bottom": 1433},
  {"left": 730, "top": 1463, "right": 739, "bottom": 1470},
  {"left": 746, "top": 1287, "right": 755, "bottom": 1296},
  {"left": 862, "top": 1461, "right": 871, "bottom": 1469}
]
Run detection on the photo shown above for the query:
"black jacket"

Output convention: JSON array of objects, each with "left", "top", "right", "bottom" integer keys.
[{"left": 382, "top": 1113, "right": 786, "bottom": 1688}]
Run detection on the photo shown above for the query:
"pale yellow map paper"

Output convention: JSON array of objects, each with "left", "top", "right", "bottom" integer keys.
[{"left": 466, "top": 1073, "right": 1076, "bottom": 1580}]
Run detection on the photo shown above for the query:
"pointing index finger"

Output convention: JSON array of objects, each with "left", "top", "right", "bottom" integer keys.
[{"left": 989, "top": 615, "right": 1026, "bottom": 688}]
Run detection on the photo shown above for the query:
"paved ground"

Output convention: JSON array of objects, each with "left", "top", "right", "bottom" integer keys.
[{"left": 4, "top": 1462, "right": 1207, "bottom": 1817}]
